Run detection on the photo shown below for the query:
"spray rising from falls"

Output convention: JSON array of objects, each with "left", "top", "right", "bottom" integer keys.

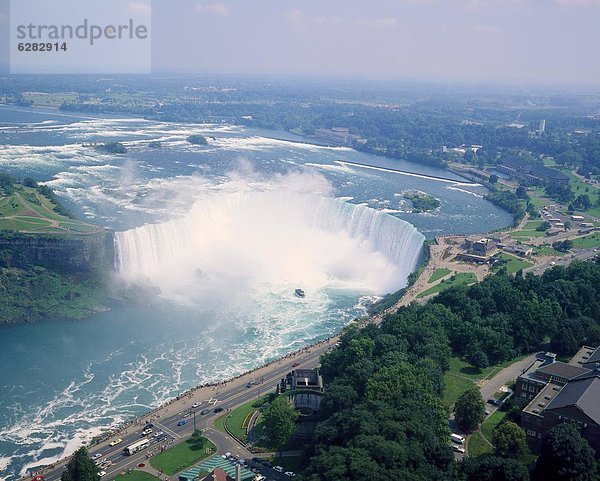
[{"left": 114, "top": 190, "right": 425, "bottom": 303}]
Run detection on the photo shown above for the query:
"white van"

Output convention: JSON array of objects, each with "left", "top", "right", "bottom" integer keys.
[{"left": 451, "top": 433, "right": 465, "bottom": 444}]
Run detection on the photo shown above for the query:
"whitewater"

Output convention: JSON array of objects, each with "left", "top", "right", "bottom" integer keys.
[{"left": 0, "top": 107, "right": 514, "bottom": 480}]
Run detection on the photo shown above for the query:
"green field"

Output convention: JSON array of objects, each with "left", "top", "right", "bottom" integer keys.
[
  {"left": 553, "top": 168, "right": 600, "bottom": 217},
  {"left": 0, "top": 185, "right": 98, "bottom": 235},
  {"left": 417, "top": 272, "right": 477, "bottom": 299},
  {"left": 492, "top": 253, "right": 532, "bottom": 274},
  {"left": 468, "top": 431, "right": 493, "bottom": 457},
  {"left": 22, "top": 92, "right": 79, "bottom": 107},
  {"left": 511, "top": 219, "right": 548, "bottom": 240},
  {"left": 428, "top": 268, "right": 451, "bottom": 284},
  {"left": 572, "top": 231, "right": 600, "bottom": 249},
  {"left": 481, "top": 410, "right": 507, "bottom": 442},
  {"left": 535, "top": 245, "right": 567, "bottom": 256},
  {"left": 113, "top": 472, "right": 159, "bottom": 481},
  {"left": 149, "top": 437, "right": 216, "bottom": 476},
  {"left": 443, "top": 356, "right": 527, "bottom": 408},
  {"left": 224, "top": 395, "right": 269, "bottom": 443}
]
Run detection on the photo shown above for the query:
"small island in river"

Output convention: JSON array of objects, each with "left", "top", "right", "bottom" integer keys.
[{"left": 404, "top": 191, "right": 441, "bottom": 212}]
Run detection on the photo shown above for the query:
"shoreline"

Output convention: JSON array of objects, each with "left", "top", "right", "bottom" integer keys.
[{"left": 22, "top": 334, "right": 343, "bottom": 481}]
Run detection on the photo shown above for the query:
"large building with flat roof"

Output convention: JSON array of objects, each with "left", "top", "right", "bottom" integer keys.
[{"left": 517, "top": 346, "right": 600, "bottom": 453}]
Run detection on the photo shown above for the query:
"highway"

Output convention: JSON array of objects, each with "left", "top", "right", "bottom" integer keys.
[
  {"left": 525, "top": 246, "right": 598, "bottom": 275},
  {"left": 36, "top": 338, "right": 337, "bottom": 481}
]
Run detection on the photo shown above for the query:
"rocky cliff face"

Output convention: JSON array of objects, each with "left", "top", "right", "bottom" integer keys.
[{"left": 0, "top": 231, "right": 115, "bottom": 274}]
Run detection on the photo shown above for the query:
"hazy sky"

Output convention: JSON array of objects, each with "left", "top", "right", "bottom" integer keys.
[
  {"left": 2, "top": 0, "right": 600, "bottom": 83},
  {"left": 149, "top": 0, "right": 600, "bottom": 84}
]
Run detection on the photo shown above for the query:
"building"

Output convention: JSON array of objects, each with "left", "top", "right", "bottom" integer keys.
[
  {"left": 315, "top": 127, "right": 350, "bottom": 145},
  {"left": 280, "top": 368, "right": 324, "bottom": 439},
  {"left": 497, "top": 159, "right": 569, "bottom": 185},
  {"left": 280, "top": 368, "right": 324, "bottom": 413},
  {"left": 200, "top": 468, "right": 235, "bottom": 481},
  {"left": 504, "top": 244, "right": 534, "bottom": 257},
  {"left": 517, "top": 346, "right": 600, "bottom": 453},
  {"left": 538, "top": 119, "right": 546, "bottom": 135}
]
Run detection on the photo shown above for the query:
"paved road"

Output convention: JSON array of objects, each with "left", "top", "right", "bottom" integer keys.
[
  {"left": 479, "top": 354, "right": 536, "bottom": 403},
  {"left": 525, "top": 247, "right": 598, "bottom": 275},
  {"left": 35, "top": 340, "right": 335, "bottom": 481}
]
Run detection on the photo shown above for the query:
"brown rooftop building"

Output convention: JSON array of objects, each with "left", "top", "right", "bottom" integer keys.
[
  {"left": 518, "top": 346, "right": 600, "bottom": 453},
  {"left": 200, "top": 468, "right": 235, "bottom": 481}
]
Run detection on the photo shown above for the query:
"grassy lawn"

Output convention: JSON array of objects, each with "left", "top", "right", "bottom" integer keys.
[
  {"left": 149, "top": 438, "right": 216, "bottom": 476},
  {"left": 572, "top": 231, "right": 600, "bottom": 249},
  {"left": 510, "top": 219, "right": 548, "bottom": 240},
  {"left": 443, "top": 372, "right": 475, "bottom": 408},
  {"left": 417, "top": 272, "right": 477, "bottom": 299},
  {"left": 213, "top": 413, "right": 227, "bottom": 432},
  {"left": 444, "top": 355, "right": 527, "bottom": 408},
  {"left": 481, "top": 410, "right": 507, "bottom": 442},
  {"left": 428, "top": 268, "right": 451, "bottom": 284},
  {"left": 113, "top": 472, "right": 159, "bottom": 481},
  {"left": 535, "top": 245, "right": 567, "bottom": 256},
  {"left": 0, "top": 186, "right": 96, "bottom": 234},
  {"left": 468, "top": 431, "right": 493, "bottom": 457},
  {"left": 492, "top": 253, "right": 532, "bottom": 274},
  {"left": 225, "top": 395, "right": 269, "bottom": 443}
]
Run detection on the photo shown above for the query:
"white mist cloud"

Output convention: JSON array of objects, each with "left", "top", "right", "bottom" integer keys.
[
  {"left": 194, "top": 3, "right": 231, "bottom": 16},
  {"left": 356, "top": 18, "right": 399, "bottom": 28},
  {"left": 128, "top": 1, "right": 152, "bottom": 16},
  {"left": 115, "top": 169, "right": 423, "bottom": 305}
]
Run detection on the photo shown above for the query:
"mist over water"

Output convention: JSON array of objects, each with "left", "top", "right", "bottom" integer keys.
[
  {"left": 115, "top": 173, "right": 425, "bottom": 304},
  {"left": 0, "top": 108, "right": 513, "bottom": 480}
]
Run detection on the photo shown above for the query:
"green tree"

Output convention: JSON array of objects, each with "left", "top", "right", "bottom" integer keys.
[
  {"left": 489, "top": 174, "right": 499, "bottom": 184},
  {"left": 190, "top": 429, "right": 205, "bottom": 449},
  {"left": 61, "top": 447, "right": 99, "bottom": 481},
  {"left": 492, "top": 421, "right": 527, "bottom": 458},
  {"left": 263, "top": 395, "right": 299, "bottom": 455},
  {"left": 454, "top": 387, "right": 485, "bottom": 433},
  {"left": 468, "top": 350, "right": 489, "bottom": 370},
  {"left": 459, "top": 455, "right": 530, "bottom": 481},
  {"left": 533, "top": 424, "right": 597, "bottom": 481}
]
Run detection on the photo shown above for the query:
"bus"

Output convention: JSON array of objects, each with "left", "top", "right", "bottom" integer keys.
[{"left": 124, "top": 439, "right": 150, "bottom": 456}]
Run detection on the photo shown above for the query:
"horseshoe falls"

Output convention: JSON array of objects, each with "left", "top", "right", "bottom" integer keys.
[{"left": 114, "top": 191, "right": 425, "bottom": 304}]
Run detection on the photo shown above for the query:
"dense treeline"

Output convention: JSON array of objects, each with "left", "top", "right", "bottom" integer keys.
[
  {"left": 433, "top": 261, "right": 600, "bottom": 361},
  {"left": 301, "top": 260, "right": 600, "bottom": 480}
]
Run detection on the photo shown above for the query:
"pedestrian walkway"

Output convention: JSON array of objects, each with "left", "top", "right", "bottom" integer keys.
[{"left": 178, "top": 456, "right": 255, "bottom": 481}]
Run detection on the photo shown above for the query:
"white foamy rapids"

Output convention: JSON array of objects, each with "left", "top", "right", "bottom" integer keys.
[{"left": 115, "top": 191, "right": 424, "bottom": 301}]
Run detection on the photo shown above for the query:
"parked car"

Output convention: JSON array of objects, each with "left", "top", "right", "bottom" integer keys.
[
  {"left": 273, "top": 466, "right": 284, "bottom": 473},
  {"left": 285, "top": 471, "right": 296, "bottom": 477},
  {"left": 98, "top": 471, "right": 107, "bottom": 477},
  {"left": 452, "top": 445, "right": 466, "bottom": 454},
  {"left": 487, "top": 398, "right": 501, "bottom": 406}
]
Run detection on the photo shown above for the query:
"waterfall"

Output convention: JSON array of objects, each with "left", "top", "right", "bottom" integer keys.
[{"left": 114, "top": 191, "right": 425, "bottom": 298}]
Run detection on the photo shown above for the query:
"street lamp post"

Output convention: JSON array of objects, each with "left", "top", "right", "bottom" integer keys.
[{"left": 193, "top": 409, "right": 196, "bottom": 432}]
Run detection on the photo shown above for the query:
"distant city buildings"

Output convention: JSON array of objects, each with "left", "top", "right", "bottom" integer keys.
[{"left": 517, "top": 346, "right": 600, "bottom": 454}]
